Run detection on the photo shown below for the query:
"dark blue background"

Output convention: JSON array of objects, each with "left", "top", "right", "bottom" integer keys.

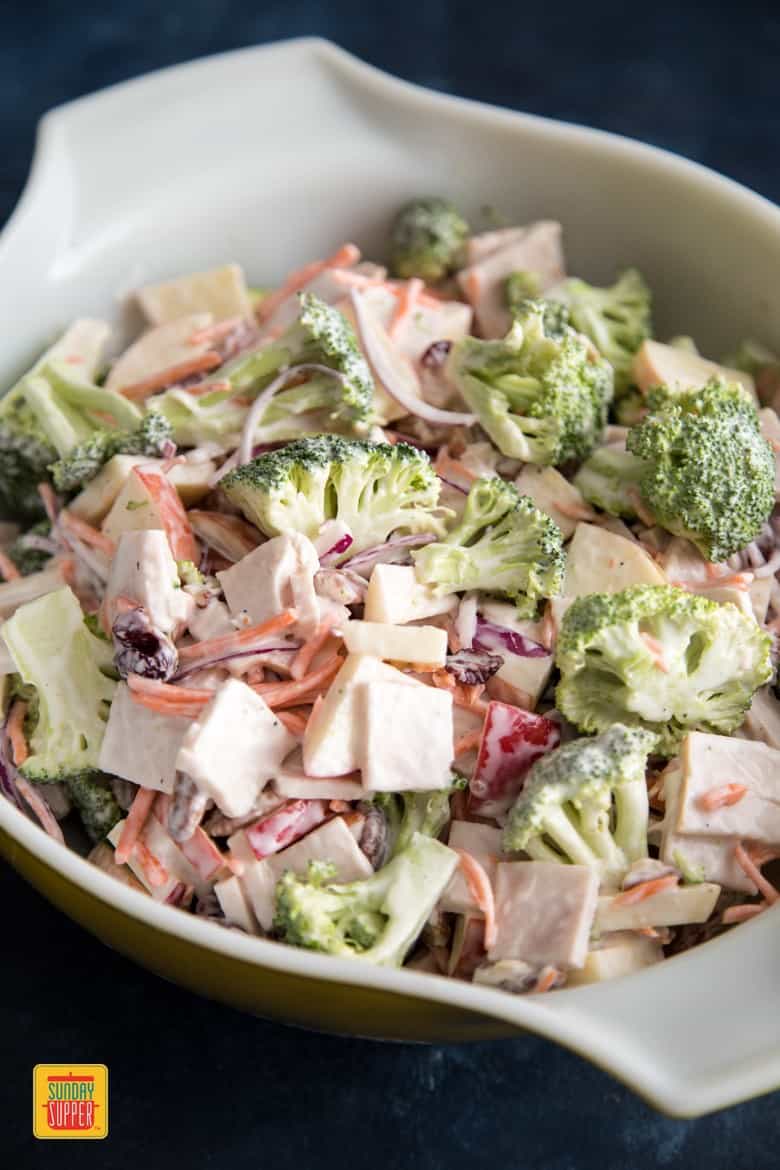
[{"left": 2, "top": 2, "right": 779, "bottom": 1166}]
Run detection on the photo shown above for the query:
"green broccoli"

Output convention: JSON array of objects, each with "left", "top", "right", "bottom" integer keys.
[
  {"left": 446, "top": 301, "right": 614, "bottom": 465},
  {"left": 506, "top": 272, "right": 570, "bottom": 339},
  {"left": 502, "top": 724, "right": 656, "bottom": 882},
  {"left": 7, "top": 520, "right": 54, "bottom": 576},
  {"left": 370, "top": 776, "right": 466, "bottom": 863},
  {"left": 412, "top": 476, "right": 565, "bottom": 617},
  {"left": 64, "top": 772, "right": 122, "bottom": 842},
  {"left": 222, "top": 434, "right": 447, "bottom": 556},
  {"left": 273, "top": 832, "right": 458, "bottom": 967},
  {"left": 721, "top": 338, "right": 777, "bottom": 378},
  {"left": 625, "top": 379, "right": 774, "bottom": 561},
  {"left": 556, "top": 585, "right": 772, "bottom": 755},
  {"left": 573, "top": 444, "right": 646, "bottom": 518},
  {"left": 153, "top": 293, "right": 373, "bottom": 447},
  {"left": 49, "top": 412, "right": 174, "bottom": 493},
  {"left": 612, "top": 387, "right": 646, "bottom": 426},
  {"left": 0, "top": 320, "right": 141, "bottom": 517},
  {"left": 2, "top": 586, "right": 116, "bottom": 782},
  {"left": 388, "top": 197, "right": 469, "bottom": 282},
  {"left": 546, "top": 268, "right": 652, "bottom": 394}
]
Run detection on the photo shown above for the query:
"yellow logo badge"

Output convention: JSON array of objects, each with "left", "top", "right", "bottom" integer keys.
[{"left": 33, "top": 1064, "right": 108, "bottom": 1139}]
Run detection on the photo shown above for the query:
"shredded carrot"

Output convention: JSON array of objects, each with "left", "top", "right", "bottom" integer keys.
[
  {"left": 700, "top": 571, "right": 753, "bottom": 591},
  {"left": 454, "top": 729, "right": 483, "bottom": 757},
  {"left": 612, "top": 872, "right": 679, "bottom": 906},
  {"left": 132, "top": 695, "right": 208, "bottom": 719},
  {"left": 329, "top": 800, "right": 351, "bottom": 813},
  {"left": 459, "top": 683, "right": 485, "bottom": 708},
  {"left": 276, "top": 709, "right": 309, "bottom": 736},
  {"left": 58, "top": 510, "right": 116, "bottom": 556},
  {"left": 252, "top": 654, "right": 343, "bottom": 710},
  {"left": 434, "top": 450, "right": 478, "bottom": 483},
  {"left": 7, "top": 701, "right": 29, "bottom": 765},
  {"left": 705, "top": 561, "right": 724, "bottom": 580},
  {"left": 133, "top": 837, "right": 169, "bottom": 887},
  {"left": 37, "top": 482, "right": 60, "bottom": 526},
  {"left": 114, "top": 787, "right": 157, "bottom": 865},
  {"left": 328, "top": 269, "right": 386, "bottom": 290},
  {"left": 388, "top": 278, "right": 424, "bottom": 338},
  {"left": 0, "top": 549, "right": 20, "bottom": 581},
  {"left": 698, "top": 783, "right": 748, "bottom": 812},
  {"left": 290, "top": 614, "right": 339, "bottom": 681},
  {"left": 188, "top": 316, "right": 242, "bottom": 346},
  {"left": 256, "top": 243, "right": 361, "bottom": 322},
  {"left": 734, "top": 842, "right": 779, "bottom": 904},
  {"left": 455, "top": 849, "right": 497, "bottom": 949},
  {"left": 178, "top": 609, "right": 298, "bottom": 665},
  {"left": 637, "top": 926, "right": 662, "bottom": 939},
  {"left": 722, "top": 903, "right": 766, "bottom": 924},
  {"left": 120, "top": 352, "right": 223, "bottom": 400},
  {"left": 640, "top": 632, "right": 669, "bottom": 673},
  {"left": 533, "top": 966, "right": 560, "bottom": 994},
  {"left": 431, "top": 668, "right": 456, "bottom": 691},
  {"left": 185, "top": 378, "right": 233, "bottom": 396}
]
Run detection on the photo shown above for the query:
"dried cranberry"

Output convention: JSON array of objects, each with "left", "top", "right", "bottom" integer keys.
[{"left": 112, "top": 609, "right": 178, "bottom": 680}]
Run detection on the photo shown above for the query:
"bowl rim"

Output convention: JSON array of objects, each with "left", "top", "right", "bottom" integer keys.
[{"left": 1, "top": 36, "right": 779, "bottom": 1118}]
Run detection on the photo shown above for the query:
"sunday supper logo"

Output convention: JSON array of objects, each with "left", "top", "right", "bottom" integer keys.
[{"left": 33, "top": 1064, "right": 108, "bottom": 1139}]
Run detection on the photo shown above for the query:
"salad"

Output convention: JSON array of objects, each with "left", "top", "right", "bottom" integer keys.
[{"left": 1, "top": 196, "right": 779, "bottom": 994}]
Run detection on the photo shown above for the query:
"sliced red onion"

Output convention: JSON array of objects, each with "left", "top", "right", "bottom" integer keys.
[
  {"left": 238, "top": 362, "right": 351, "bottom": 467},
  {"left": 455, "top": 593, "right": 478, "bottom": 649},
  {"left": 350, "top": 290, "right": 476, "bottom": 427},
  {"left": 0, "top": 721, "right": 23, "bottom": 810},
  {"left": 446, "top": 649, "right": 503, "bottom": 685},
  {"left": 473, "top": 616, "right": 550, "bottom": 659},
  {"left": 160, "top": 438, "right": 178, "bottom": 460},
  {"left": 319, "top": 533, "right": 354, "bottom": 566},
  {"left": 342, "top": 532, "right": 438, "bottom": 576},
  {"left": 172, "top": 641, "right": 300, "bottom": 681},
  {"left": 437, "top": 474, "right": 468, "bottom": 495}
]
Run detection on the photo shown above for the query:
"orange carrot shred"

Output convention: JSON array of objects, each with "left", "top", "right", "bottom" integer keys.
[
  {"left": 252, "top": 654, "right": 342, "bottom": 710},
  {"left": 640, "top": 632, "right": 669, "bottom": 673},
  {"left": 114, "top": 787, "right": 157, "bottom": 865},
  {"left": 721, "top": 903, "right": 766, "bottom": 924},
  {"left": 120, "top": 352, "right": 223, "bottom": 400},
  {"left": 256, "top": 243, "right": 360, "bottom": 323},
  {"left": 388, "top": 278, "right": 424, "bottom": 338},
  {"left": 698, "top": 783, "right": 748, "bottom": 812},
  {"left": 455, "top": 848, "right": 497, "bottom": 949},
  {"left": 0, "top": 550, "right": 21, "bottom": 581},
  {"left": 58, "top": 510, "right": 116, "bottom": 556},
  {"left": 133, "top": 837, "right": 169, "bottom": 887},
  {"left": 533, "top": 966, "right": 560, "bottom": 994},
  {"left": 734, "top": 842, "right": 779, "bottom": 904},
  {"left": 613, "top": 872, "right": 679, "bottom": 906},
  {"left": 289, "top": 614, "right": 339, "bottom": 681},
  {"left": 7, "top": 700, "right": 29, "bottom": 765},
  {"left": 178, "top": 609, "right": 298, "bottom": 665},
  {"left": 276, "top": 709, "right": 309, "bottom": 736},
  {"left": 454, "top": 729, "right": 483, "bottom": 757},
  {"left": 188, "top": 316, "right": 242, "bottom": 346}
]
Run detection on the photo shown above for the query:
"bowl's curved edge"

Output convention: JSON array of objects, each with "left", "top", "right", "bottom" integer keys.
[{"left": 0, "top": 36, "right": 779, "bottom": 1117}]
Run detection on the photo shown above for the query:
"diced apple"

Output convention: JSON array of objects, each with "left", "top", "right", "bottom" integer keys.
[
  {"left": 564, "top": 522, "right": 667, "bottom": 598},
  {"left": 514, "top": 465, "right": 592, "bottom": 540},
  {"left": 357, "top": 680, "right": 453, "bottom": 792},
  {"left": 136, "top": 264, "right": 253, "bottom": 324},
  {"left": 102, "top": 463, "right": 198, "bottom": 561},
  {"left": 105, "top": 313, "right": 214, "bottom": 393},
  {"left": 364, "top": 564, "right": 458, "bottom": 624},
  {"left": 632, "top": 339, "right": 755, "bottom": 400},
  {"left": 341, "top": 620, "right": 447, "bottom": 666}
]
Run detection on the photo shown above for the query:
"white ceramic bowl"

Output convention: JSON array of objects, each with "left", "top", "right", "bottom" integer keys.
[{"left": 1, "top": 38, "right": 779, "bottom": 1117}]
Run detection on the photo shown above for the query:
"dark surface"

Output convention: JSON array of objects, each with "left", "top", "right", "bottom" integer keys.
[{"left": 2, "top": 2, "right": 779, "bottom": 1166}]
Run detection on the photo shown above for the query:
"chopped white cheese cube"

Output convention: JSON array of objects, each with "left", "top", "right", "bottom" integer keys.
[
  {"left": 104, "top": 529, "right": 193, "bottom": 636},
  {"left": 99, "top": 683, "right": 188, "bottom": 794},
  {"left": 357, "top": 680, "right": 453, "bottom": 792},
  {"left": 217, "top": 532, "right": 319, "bottom": 631},
  {"left": 659, "top": 761, "right": 754, "bottom": 892},
  {"left": 364, "top": 564, "right": 458, "bottom": 624},
  {"left": 342, "top": 620, "right": 447, "bottom": 666},
  {"left": 136, "top": 263, "right": 253, "bottom": 324},
  {"left": 274, "top": 749, "right": 365, "bottom": 801},
  {"left": 489, "top": 861, "right": 599, "bottom": 969},
  {"left": 176, "top": 678, "right": 296, "bottom": 817},
  {"left": 675, "top": 731, "right": 780, "bottom": 846},
  {"left": 302, "top": 654, "right": 418, "bottom": 777}
]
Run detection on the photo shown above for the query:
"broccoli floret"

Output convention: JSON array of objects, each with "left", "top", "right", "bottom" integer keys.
[
  {"left": 153, "top": 294, "right": 374, "bottom": 445},
  {"left": 546, "top": 269, "right": 652, "bottom": 394},
  {"left": 176, "top": 560, "right": 204, "bottom": 587},
  {"left": 2, "top": 586, "right": 116, "bottom": 782},
  {"left": 412, "top": 476, "right": 564, "bottom": 617},
  {"left": 612, "top": 386, "right": 646, "bottom": 426},
  {"left": 371, "top": 776, "right": 466, "bottom": 862},
  {"left": 447, "top": 302, "right": 614, "bottom": 465},
  {"left": 65, "top": 772, "right": 122, "bottom": 842},
  {"left": 556, "top": 585, "right": 772, "bottom": 755},
  {"left": 7, "top": 520, "right": 53, "bottom": 576},
  {"left": 273, "top": 832, "right": 458, "bottom": 967},
  {"left": 573, "top": 445, "right": 646, "bottom": 518},
  {"left": 506, "top": 272, "right": 570, "bottom": 339},
  {"left": 389, "top": 197, "right": 469, "bottom": 282},
  {"left": 625, "top": 379, "right": 774, "bottom": 561},
  {"left": 502, "top": 724, "right": 656, "bottom": 883},
  {"left": 222, "top": 434, "right": 447, "bottom": 555},
  {"left": 721, "top": 338, "right": 777, "bottom": 377},
  {"left": 49, "top": 411, "right": 173, "bottom": 493}
]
